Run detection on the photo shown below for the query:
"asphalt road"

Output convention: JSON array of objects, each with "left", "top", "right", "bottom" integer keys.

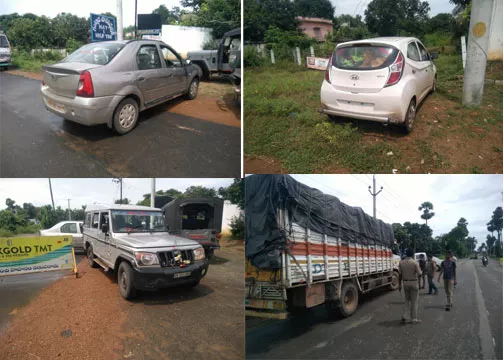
[
  {"left": 246, "top": 259, "right": 502, "bottom": 360},
  {"left": 0, "top": 73, "right": 240, "bottom": 177}
]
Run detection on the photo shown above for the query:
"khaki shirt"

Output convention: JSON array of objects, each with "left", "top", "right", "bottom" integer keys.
[{"left": 398, "top": 257, "right": 422, "bottom": 281}]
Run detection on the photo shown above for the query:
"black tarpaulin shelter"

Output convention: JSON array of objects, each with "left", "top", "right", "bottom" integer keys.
[
  {"left": 162, "top": 197, "right": 224, "bottom": 232},
  {"left": 245, "top": 175, "right": 395, "bottom": 269}
]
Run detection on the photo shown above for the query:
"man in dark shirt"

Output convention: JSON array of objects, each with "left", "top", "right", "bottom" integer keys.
[
  {"left": 437, "top": 250, "right": 457, "bottom": 311},
  {"left": 418, "top": 254, "right": 426, "bottom": 289}
]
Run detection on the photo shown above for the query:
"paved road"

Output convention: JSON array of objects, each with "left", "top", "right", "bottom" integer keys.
[
  {"left": 0, "top": 73, "right": 240, "bottom": 177},
  {"left": 246, "top": 259, "right": 502, "bottom": 360}
]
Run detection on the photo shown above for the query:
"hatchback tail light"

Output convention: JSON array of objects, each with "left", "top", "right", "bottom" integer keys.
[
  {"left": 76, "top": 70, "right": 94, "bottom": 97},
  {"left": 324, "top": 54, "right": 333, "bottom": 84},
  {"left": 385, "top": 52, "right": 404, "bottom": 87}
]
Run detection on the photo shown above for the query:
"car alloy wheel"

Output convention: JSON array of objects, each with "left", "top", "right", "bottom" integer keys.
[
  {"left": 404, "top": 100, "right": 416, "bottom": 133},
  {"left": 119, "top": 104, "right": 136, "bottom": 129},
  {"left": 189, "top": 80, "right": 198, "bottom": 98}
]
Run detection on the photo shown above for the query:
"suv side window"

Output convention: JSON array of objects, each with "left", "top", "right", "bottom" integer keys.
[
  {"left": 137, "top": 45, "right": 162, "bottom": 70},
  {"left": 407, "top": 42, "right": 421, "bottom": 61},
  {"left": 84, "top": 213, "right": 91, "bottom": 227},
  {"left": 160, "top": 46, "right": 182, "bottom": 68},
  {"left": 100, "top": 212, "right": 109, "bottom": 227},
  {"left": 92, "top": 213, "right": 99, "bottom": 228},
  {"left": 416, "top": 42, "right": 429, "bottom": 61}
]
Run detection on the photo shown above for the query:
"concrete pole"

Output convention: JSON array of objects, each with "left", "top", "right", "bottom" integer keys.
[
  {"left": 116, "top": 0, "right": 123, "bottom": 40},
  {"left": 67, "top": 199, "right": 71, "bottom": 220},
  {"left": 48, "top": 178, "right": 55, "bottom": 211},
  {"left": 462, "top": 0, "right": 493, "bottom": 106},
  {"left": 368, "top": 174, "right": 383, "bottom": 219},
  {"left": 461, "top": 36, "right": 467, "bottom": 69},
  {"left": 296, "top": 47, "right": 301, "bottom": 66},
  {"left": 271, "top": 49, "right": 275, "bottom": 64},
  {"left": 310, "top": 46, "right": 315, "bottom": 57},
  {"left": 151, "top": 178, "right": 156, "bottom": 208}
]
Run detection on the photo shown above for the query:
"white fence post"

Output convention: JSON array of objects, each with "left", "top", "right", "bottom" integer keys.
[
  {"left": 461, "top": 36, "right": 467, "bottom": 69},
  {"left": 296, "top": 47, "right": 301, "bottom": 66},
  {"left": 310, "top": 46, "right": 315, "bottom": 57},
  {"left": 270, "top": 49, "right": 275, "bottom": 64}
]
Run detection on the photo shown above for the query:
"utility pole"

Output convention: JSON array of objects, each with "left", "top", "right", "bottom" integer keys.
[
  {"left": 462, "top": 0, "right": 493, "bottom": 106},
  {"left": 151, "top": 178, "right": 156, "bottom": 207},
  {"left": 368, "top": 174, "right": 383, "bottom": 219},
  {"left": 48, "top": 178, "right": 55, "bottom": 210},
  {"left": 134, "top": 0, "right": 138, "bottom": 39},
  {"left": 116, "top": 0, "right": 123, "bottom": 40},
  {"left": 113, "top": 178, "right": 123, "bottom": 204},
  {"left": 67, "top": 199, "right": 71, "bottom": 221}
]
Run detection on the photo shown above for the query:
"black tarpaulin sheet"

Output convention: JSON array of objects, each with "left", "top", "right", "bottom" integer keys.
[
  {"left": 245, "top": 175, "right": 395, "bottom": 269},
  {"left": 162, "top": 197, "right": 224, "bottom": 232}
]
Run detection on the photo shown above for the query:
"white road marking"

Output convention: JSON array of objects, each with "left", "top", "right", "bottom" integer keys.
[
  {"left": 493, "top": 337, "right": 496, "bottom": 347},
  {"left": 176, "top": 125, "right": 201, "bottom": 134}
]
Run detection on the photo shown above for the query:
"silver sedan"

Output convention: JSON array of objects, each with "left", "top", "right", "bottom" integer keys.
[{"left": 41, "top": 40, "right": 201, "bottom": 134}]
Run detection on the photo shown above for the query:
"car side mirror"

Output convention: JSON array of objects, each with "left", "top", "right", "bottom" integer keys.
[
  {"left": 79, "top": 223, "right": 83, "bottom": 232},
  {"left": 186, "top": 59, "right": 191, "bottom": 65},
  {"left": 430, "top": 52, "right": 438, "bottom": 60},
  {"left": 101, "top": 223, "right": 109, "bottom": 234}
]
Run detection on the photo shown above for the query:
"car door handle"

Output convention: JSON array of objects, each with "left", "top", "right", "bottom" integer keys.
[
  {"left": 137, "top": 77, "right": 145, "bottom": 82},
  {"left": 412, "top": 70, "right": 416, "bottom": 74}
]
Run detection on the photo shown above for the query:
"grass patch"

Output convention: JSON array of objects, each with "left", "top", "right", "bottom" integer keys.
[{"left": 10, "top": 50, "right": 61, "bottom": 73}]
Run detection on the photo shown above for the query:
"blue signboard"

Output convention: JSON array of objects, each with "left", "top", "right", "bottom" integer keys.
[{"left": 90, "top": 13, "right": 117, "bottom": 42}]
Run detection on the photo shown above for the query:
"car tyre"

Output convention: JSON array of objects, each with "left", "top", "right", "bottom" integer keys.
[
  {"left": 389, "top": 271, "right": 399, "bottom": 290},
  {"left": 113, "top": 98, "right": 139, "bottom": 135},
  {"left": 403, "top": 99, "right": 416, "bottom": 134},
  {"left": 338, "top": 281, "right": 359, "bottom": 317},
  {"left": 118, "top": 261, "right": 137, "bottom": 300},
  {"left": 87, "top": 245, "right": 98, "bottom": 268},
  {"left": 185, "top": 78, "right": 199, "bottom": 100},
  {"left": 431, "top": 77, "right": 436, "bottom": 93}
]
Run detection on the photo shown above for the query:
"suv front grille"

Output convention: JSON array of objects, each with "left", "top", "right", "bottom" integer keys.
[{"left": 158, "top": 250, "right": 193, "bottom": 268}]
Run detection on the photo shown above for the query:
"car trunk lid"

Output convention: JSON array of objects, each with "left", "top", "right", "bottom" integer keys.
[
  {"left": 42, "top": 63, "right": 101, "bottom": 98},
  {"left": 329, "top": 43, "right": 399, "bottom": 94}
]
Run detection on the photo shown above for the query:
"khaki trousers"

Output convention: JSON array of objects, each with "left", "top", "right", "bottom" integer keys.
[
  {"left": 444, "top": 279, "right": 454, "bottom": 306},
  {"left": 403, "top": 281, "right": 419, "bottom": 320}
]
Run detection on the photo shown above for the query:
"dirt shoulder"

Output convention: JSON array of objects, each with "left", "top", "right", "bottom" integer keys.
[{"left": 0, "top": 241, "right": 245, "bottom": 360}]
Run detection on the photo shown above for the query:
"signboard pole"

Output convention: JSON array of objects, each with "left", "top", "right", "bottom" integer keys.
[
  {"left": 116, "top": 0, "right": 123, "bottom": 41},
  {"left": 72, "top": 248, "right": 78, "bottom": 277},
  {"left": 296, "top": 47, "right": 301, "bottom": 66}
]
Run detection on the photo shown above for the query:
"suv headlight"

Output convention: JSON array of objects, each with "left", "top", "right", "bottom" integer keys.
[
  {"left": 135, "top": 252, "right": 159, "bottom": 266},
  {"left": 193, "top": 247, "right": 205, "bottom": 261}
]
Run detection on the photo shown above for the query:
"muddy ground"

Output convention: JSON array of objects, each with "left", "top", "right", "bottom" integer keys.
[{"left": 0, "top": 240, "right": 245, "bottom": 360}]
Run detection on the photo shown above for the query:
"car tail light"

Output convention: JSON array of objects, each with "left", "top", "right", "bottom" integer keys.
[
  {"left": 216, "top": 233, "right": 222, "bottom": 239},
  {"left": 385, "top": 52, "right": 404, "bottom": 87},
  {"left": 324, "top": 54, "right": 333, "bottom": 84},
  {"left": 76, "top": 70, "right": 94, "bottom": 97},
  {"left": 42, "top": 79, "right": 45, "bottom": 86}
]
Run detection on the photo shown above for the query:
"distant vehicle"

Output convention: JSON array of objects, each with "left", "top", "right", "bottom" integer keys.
[
  {"left": 415, "top": 252, "right": 442, "bottom": 271},
  {"left": 319, "top": 37, "right": 437, "bottom": 133},
  {"left": 82, "top": 204, "right": 208, "bottom": 299},
  {"left": 40, "top": 221, "right": 84, "bottom": 251},
  {"left": 162, "top": 197, "right": 224, "bottom": 259},
  {"left": 40, "top": 40, "right": 201, "bottom": 135},
  {"left": 470, "top": 253, "right": 478, "bottom": 259},
  {"left": 0, "top": 32, "right": 11, "bottom": 71}
]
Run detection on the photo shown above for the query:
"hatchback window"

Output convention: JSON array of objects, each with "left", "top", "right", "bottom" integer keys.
[
  {"left": 137, "top": 45, "right": 162, "bottom": 70},
  {"left": 64, "top": 43, "right": 124, "bottom": 65},
  {"left": 0, "top": 35, "right": 8, "bottom": 48},
  {"left": 333, "top": 45, "right": 399, "bottom": 70},
  {"left": 61, "top": 223, "right": 78, "bottom": 233},
  {"left": 160, "top": 46, "right": 182, "bottom": 68},
  {"left": 407, "top": 42, "right": 421, "bottom": 61},
  {"left": 417, "top": 42, "right": 429, "bottom": 61}
]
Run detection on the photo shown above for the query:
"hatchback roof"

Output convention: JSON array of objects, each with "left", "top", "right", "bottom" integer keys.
[{"left": 339, "top": 37, "right": 418, "bottom": 46}]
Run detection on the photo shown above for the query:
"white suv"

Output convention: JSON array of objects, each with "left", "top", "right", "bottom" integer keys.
[
  {"left": 0, "top": 33, "right": 11, "bottom": 70},
  {"left": 319, "top": 37, "right": 437, "bottom": 133}
]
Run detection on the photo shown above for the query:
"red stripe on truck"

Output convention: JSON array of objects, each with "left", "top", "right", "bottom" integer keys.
[{"left": 288, "top": 242, "right": 392, "bottom": 258}]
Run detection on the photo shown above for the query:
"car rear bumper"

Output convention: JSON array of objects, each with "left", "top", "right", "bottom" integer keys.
[
  {"left": 132, "top": 260, "right": 209, "bottom": 290},
  {"left": 320, "top": 80, "right": 407, "bottom": 124},
  {"left": 40, "top": 86, "right": 123, "bottom": 126}
]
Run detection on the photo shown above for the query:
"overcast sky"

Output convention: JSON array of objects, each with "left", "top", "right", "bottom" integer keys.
[
  {"left": 0, "top": 177, "right": 233, "bottom": 210},
  {"left": 1, "top": 0, "right": 456, "bottom": 27},
  {"left": 278, "top": 175, "right": 502, "bottom": 246}
]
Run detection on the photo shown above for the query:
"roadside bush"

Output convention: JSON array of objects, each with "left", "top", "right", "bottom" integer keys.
[
  {"left": 203, "top": 38, "right": 220, "bottom": 50},
  {"left": 32, "top": 50, "right": 63, "bottom": 61},
  {"left": 229, "top": 214, "right": 244, "bottom": 240},
  {"left": 65, "top": 38, "right": 84, "bottom": 54},
  {"left": 244, "top": 45, "right": 265, "bottom": 67},
  {"left": 0, "top": 229, "right": 14, "bottom": 237}
]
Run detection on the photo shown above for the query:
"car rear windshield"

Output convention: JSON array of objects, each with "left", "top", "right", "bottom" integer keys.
[
  {"left": 0, "top": 35, "right": 8, "bottom": 48},
  {"left": 333, "top": 44, "right": 399, "bottom": 70},
  {"left": 63, "top": 43, "right": 124, "bottom": 65}
]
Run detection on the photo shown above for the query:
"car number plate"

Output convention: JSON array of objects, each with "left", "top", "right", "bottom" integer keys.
[
  {"left": 174, "top": 271, "right": 191, "bottom": 278},
  {"left": 46, "top": 99, "right": 66, "bottom": 114}
]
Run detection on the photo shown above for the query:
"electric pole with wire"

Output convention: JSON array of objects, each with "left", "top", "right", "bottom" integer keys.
[
  {"left": 48, "top": 178, "right": 55, "bottom": 210},
  {"left": 67, "top": 199, "right": 71, "bottom": 220},
  {"left": 368, "top": 174, "right": 383, "bottom": 219},
  {"left": 113, "top": 178, "right": 123, "bottom": 204}
]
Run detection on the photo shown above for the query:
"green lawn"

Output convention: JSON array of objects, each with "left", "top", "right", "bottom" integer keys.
[
  {"left": 244, "top": 55, "right": 503, "bottom": 173},
  {"left": 10, "top": 51, "right": 59, "bottom": 72}
]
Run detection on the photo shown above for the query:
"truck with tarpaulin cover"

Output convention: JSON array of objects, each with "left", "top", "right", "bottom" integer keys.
[
  {"left": 162, "top": 197, "right": 224, "bottom": 259},
  {"left": 245, "top": 175, "right": 400, "bottom": 319}
]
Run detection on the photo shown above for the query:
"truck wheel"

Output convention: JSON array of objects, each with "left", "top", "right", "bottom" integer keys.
[
  {"left": 87, "top": 245, "right": 98, "bottom": 268},
  {"left": 185, "top": 78, "right": 199, "bottom": 100},
  {"left": 113, "top": 98, "right": 139, "bottom": 135},
  {"left": 389, "top": 271, "right": 399, "bottom": 290},
  {"left": 338, "top": 281, "right": 359, "bottom": 317},
  {"left": 118, "top": 261, "right": 137, "bottom": 300}
]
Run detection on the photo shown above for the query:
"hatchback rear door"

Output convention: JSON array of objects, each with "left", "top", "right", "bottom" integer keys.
[
  {"left": 416, "top": 41, "right": 435, "bottom": 98},
  {"left": 329, "top": 43, "right": 399, "bottom": 93}
]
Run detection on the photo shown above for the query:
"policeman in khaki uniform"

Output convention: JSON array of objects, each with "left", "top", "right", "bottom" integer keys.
[{"left": 398, "top": 248, "right": 422, "bottom": 324}]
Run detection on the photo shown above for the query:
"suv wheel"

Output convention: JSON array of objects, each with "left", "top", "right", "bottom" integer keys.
[
  {"left": 87, "top": 245, "right": 98, "bottom": 268},
  {"left": 118, "top": 261, "right": 137, "bottom": 300},
  {"left": 185, "top": 78, "right": 199, "bottom": 100},
  {"left": 403, "top": 99, "right": 416, "bottom": 134},
  {"left": 113, "top": 98, "right": 139, "bottom": 135}
]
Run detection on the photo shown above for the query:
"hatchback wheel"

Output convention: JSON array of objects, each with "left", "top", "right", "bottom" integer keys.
[
  {"left": 431, "top": 77, "right": 436, "bottom": 93},
  {"left": 113, "top": 98, "right": 139, "bottom": 135},
  {"left": 403, "top": 99, "right": 416, "bottom": 134},
  {"left": 185, "top": 78, "right": 199, "bottom": 100}
]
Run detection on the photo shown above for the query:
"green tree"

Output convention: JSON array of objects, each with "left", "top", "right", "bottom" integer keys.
[
  {"left": 180, "top": 0, "right": 206, "bottom": 11},
  {"left": 293, "top": 0, "right": 335, "bottom": 20},
  {"left": 365, "top": 0, "right": 430, "bottom": 37},
  {"left": 136, "top": 189, "right": 184, "bottom": 206},
  {"left": 39, "top": 205, "right": 58, "bottom": 229},
  {"left": 183, "top": 186, "right": 217, "bottom": 198},
  {"left": 244, "top": 0, "right": 298, "bottom": 41},
  {"left": 187, "top": 0, "right": 240, "bottom": 39},
  {"left": 22, "top": 203, "right": 37, "bottom": 219},
  {"left": 418, "top": 201, "right": 435, "bottom": 225},
  {"left": 486, "top": 234, "right": 496, "bottom": 255},
  {"left": 5, "top": 198, "right": 16, "bottom": 211},
  {"left": 152, "top": 5, "right": 180, "bottom": 24},
  {"left": 115, "top": 198, "right": 131, "bottom": 204},
  {"left": 218, "top": 178, "right": 244, "bottom": 209}
]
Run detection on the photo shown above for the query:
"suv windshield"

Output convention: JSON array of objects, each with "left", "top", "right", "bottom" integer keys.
[
  {"left": 63, "top": 43, "right": 124, "bottom": 65},
  {"left": 0, "top": 35, "right": 9, "bottom": 48},
  {"left": 333, "top": 45, "right": 398, "bottom": 70},
  {"left": 111, "top": 210, "right": 166, "bottom": 233}
]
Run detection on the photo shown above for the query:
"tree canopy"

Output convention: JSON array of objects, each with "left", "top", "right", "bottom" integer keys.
[
  {"left": 293, "top": 0, "right": 335, "bottom": 20},
  {"left": 365, "top": 0, "right": 430, "bottom": 36}
]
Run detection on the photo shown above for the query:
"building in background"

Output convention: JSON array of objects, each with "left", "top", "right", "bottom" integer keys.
[
  {"left": 488, "top": 0, "right": 503, "bottom": 60},
  {"left": 161, "top": 25, "right": 213, "bottom": 58},
  {"left": 221, "top": 200, "right": 241, "bottom": 236},
  {"left": 296, "top": 17, "right": 333, "bottom": 42}
]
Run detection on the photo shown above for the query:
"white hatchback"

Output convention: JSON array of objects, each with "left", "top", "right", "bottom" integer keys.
[
  {"left": 319, "top": 37, "right": 437, "bottom": 133},
  {"left": 40, "top": 221, "right": 84, "bottom": 251}
]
